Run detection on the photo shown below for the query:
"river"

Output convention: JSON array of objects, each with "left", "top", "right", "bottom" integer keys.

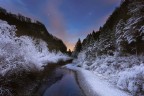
[{"left": 36, "top": 65, "right": 85, "bottom": 96}]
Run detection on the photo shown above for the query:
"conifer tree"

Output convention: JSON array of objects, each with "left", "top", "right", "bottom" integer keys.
[{"left": 72, "top": 39, "right": 82, "bottom": 58}]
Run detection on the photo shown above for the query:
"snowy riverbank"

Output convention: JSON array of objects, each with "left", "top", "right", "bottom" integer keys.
[{"left": 65, "top": 64, "right": 130, "bottom": 96}]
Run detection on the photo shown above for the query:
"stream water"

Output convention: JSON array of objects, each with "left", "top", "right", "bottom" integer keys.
[
  {"left": 37, "top": 67, "right": 85, "bottom": 96},
  {"left": 43, "top": 68, "right": 85, "bottom": 96}
]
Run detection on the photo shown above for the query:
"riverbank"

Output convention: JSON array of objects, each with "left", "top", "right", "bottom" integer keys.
[
  {"left": 65, "top": 64, "right": 131, "bottom": 96},
  {"left": 0, "top": 59, "right": 72, "bottom": 96}
]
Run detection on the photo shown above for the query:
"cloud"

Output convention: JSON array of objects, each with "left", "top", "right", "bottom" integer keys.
[
  {"left": 46, "top": 0, "right": 68, "bottom": 41},
  {"left": 45, "top": 0, "right": 75, "bottom": 50}
]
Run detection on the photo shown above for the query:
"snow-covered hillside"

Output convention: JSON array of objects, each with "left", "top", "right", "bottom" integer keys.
[
  {"left": 0, "top": 20, "right": 69, "bottom": 76},
  {"left": 73, "top": 0, "right": 144, "bottom": 95},
  {"left": 74, "top": 55, "right": 144, "bottom": 95}
]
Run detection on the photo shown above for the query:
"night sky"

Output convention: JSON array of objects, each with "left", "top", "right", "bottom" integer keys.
[{"left": 0, "top": 0, "right": 121, "bottom": 50}]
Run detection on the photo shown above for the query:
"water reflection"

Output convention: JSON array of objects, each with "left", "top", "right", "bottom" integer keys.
[{"left": 43, "top": 69, "right": 85, "bottom": 96}]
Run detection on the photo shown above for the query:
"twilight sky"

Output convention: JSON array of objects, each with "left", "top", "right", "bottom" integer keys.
[{"left": 0, "top": 0, "right": 121, "bottom": 50}]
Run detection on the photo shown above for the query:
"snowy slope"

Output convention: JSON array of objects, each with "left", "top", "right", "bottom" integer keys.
[
  {"left": 0, "top": 19, "right": 70, "bottom": 76},
  {"left": 75, "top": 55, "right": 144, "bottom": 95},
  {"left": 74, "top": 0, "right": 144, "bottom": 95}
]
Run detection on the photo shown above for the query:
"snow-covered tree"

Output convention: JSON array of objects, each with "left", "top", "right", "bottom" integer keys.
[{"left": 0, "top": 20, "right": 69, "bottom": 76}]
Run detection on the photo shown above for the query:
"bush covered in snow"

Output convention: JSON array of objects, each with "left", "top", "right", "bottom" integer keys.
[
  {"left": 117, "top": 64, "right": 144, "bottom": 95},
  {"left": 0, "top": 19, "right": 69, "bottom": 76},
  {"left": 75, "top": 53, "right": 144, "bottom": 95}
]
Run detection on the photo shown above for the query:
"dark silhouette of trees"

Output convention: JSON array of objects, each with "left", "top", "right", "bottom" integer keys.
[
  {"left": 67, "top": 49, "right": 72, "bottom": 56},
  {"left": 72, "top": 39, "right": 82, "bottom": 58}
]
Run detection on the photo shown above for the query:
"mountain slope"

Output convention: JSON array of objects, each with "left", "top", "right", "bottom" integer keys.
[
  {"left": 81, "top": 0, "right": 144, "bottom": 56},
  {"left": 0, "top": 7, "right": 67, "bottom": 52},
  {"left": 74, "top": 0, "right": 144, "bottom": 95}
]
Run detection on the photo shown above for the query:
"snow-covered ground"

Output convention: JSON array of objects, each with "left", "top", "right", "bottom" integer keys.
[
  {"left": 74, "top": 54, "right": 144, "bottom": 95},
  {"left": 0, "top": 19, "right": 70, "bottom": 76},
  {"left": 65, "top": 64, "right": 131, "bottom": 96}
]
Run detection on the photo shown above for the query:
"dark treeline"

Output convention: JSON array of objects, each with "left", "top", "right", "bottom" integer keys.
[
  {"left": 72, "top": 39, "right": 82, "bottom": 58},
  {"left": 0, "top": 7, "right": 67, "bottom": 52}
]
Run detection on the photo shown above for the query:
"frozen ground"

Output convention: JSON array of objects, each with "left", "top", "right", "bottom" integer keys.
[{"left": 65, "top": 64, "right": 130, "bottom": 96}]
